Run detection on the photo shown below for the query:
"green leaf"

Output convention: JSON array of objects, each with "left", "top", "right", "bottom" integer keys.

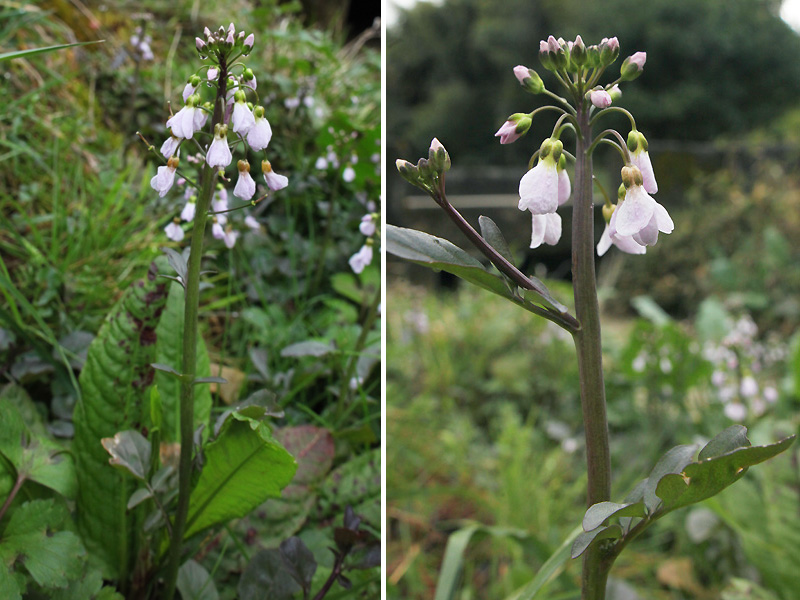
[
  {"left": 581, "top": 502, "right": 646, "bottom": 532},
  {"left": 154, "top": 282, "right": 213, "bottom": 443},
  {"left": 0, "top": 400, "right": 76, "bottom": 498},
  {"left": 49, "top": 564, "right": 124, "bottom": 600},
  {"left": 433, "top": 524, "right": 481, "bottom": 600},
  {"left": 176, "top": 560, "right": 219, "bottom": 600},
  {"left": 0, "top": 40, "right": 103, "bottom": 62},
  {"left": 643, "top": 444, "right": 698, "bottom": 512},
  {"left": 317, "top": 448, "right": 380, "bottom": 529},
  {"left": 0, "top": 499, "right": 86, "bottom": 589},
  {"left": 126, "top": 488, "right": 153, "bottom": 510},
  {"left": 478, "top": 216, "right": 515, "bottom": 266},
  {"left": 281, "top": 340, "right": 336, "bottom": 358},
  {"left": 570, "top": 525, "right": 622, "bottom": 559},
  {"left": 100, "top": 430, "right": 151, "bottom": 481},
  {"left": 698, "top": 425, "right": 749, "bottom": 461},
  {"left": 507, "top": 526, "right": 582, "bottom": 600},
  {"left": 238, "top": 549, "right": 301, "bottom": 600},
  {"left": 184, "top": 412, "right": 296, "bottom": 539},
  {"left": 0, "top": 564, "right": 22, "bottom": 600},
  {"left": 655, "top": 434, "right": 795, "bottom": 513},
  {"left": 73, "top": 260, "right": 170, "bottom": 579}
]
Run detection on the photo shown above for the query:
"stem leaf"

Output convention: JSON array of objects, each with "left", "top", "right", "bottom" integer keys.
[
  {"left": 570, "top": 524, "right": 622, "bottom": 559},
  {"left": 478, "top": 216, "right": 516, "bottom": 267},
  {"left": 581, "top": 501, "right": 646, "bottom": 532}
]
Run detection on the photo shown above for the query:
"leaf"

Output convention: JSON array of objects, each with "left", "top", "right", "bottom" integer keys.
[
  {"left": 570, "top": 525, "right": 622, "bottom": 559},
  {"left": 280, "top": 340, "right": 336, "bottom": 358},
  {"left": 0, "top": 400, "right": 76, "bottom": 498},
  {"left": 478, "top": 216, "right": 515, "bottom": 266},
  {"left": 154, "top": 282, "right": 213, "bottom": 443},
  {"left": 433, "top": 524, "right": 481, "bottom": 600},
  {"left": 161, "top": 247, "right": 187, "bottom": 284},
  {"left": 176, "top": 560, "right": 219, "bottom": 600},
  {"left": 73, "top": 260, "right": 170, "bottom": 579},
  {"left": 0, "top": 40, "right": 103, "bottom": 62},
  {"left": 655, "top": 434, "right": 795, "bottom": 513},
  {"left": 582, "top": 502, "right": 646, "bottom": 532},
  {"left": 698, "top": 425, "right": 749, "bottom": 461},
  {"left": 126, "top": 488, "right": 153, "bottom": 510},
  {"left": 507, "top": 526, "right": 582, "bottom": 600},
  {"left": 316, "top": 448, "right": 380, "bottom": 528},
  {"left": 279, "top": 537, "right": 317, "bottom": 592},
  {"left": 101, "top": 430, "right": 151, "bottom": 481},
  {"left": 0, "top": 499, "right": 86, "bottom": 589},
  {"left": 184, "top": 412, "right": 296, "bottom": 539},
  {"left": 238, "top": 549, "right": 301, "bottom": 600},
  {"left": 643, "top": 444, "right": 698, "bottom": 512},
  {"left": 386, "top": 225, "right": 567, "bottom": 313}
]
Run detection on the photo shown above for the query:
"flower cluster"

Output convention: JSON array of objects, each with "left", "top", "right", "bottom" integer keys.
[
  {"left": 130, "top": 26, "right": 154, "bottom": 61},
  {"left": 149, "top": 23, "right": 288, "bottom": 247},
  {"left": 349, "top": 204, "right": 380, "bottom": 274}
]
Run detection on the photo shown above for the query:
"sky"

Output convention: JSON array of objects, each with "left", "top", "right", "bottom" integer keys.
[{"left": 384, "top": 0, "right": 800, "bottom": 30}]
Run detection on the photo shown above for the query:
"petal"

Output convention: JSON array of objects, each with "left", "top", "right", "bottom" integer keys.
[
  {"left": 247, "top": 118, "right": 272, "bottom": 150},
  {"left": 615, "top": 186, "right": 655, "bottom": 236},
  {"left": 557, "top": 169, "right": 571, "bottom": 205},
  {"left": 653, "top": 201, "right": 674, "bottom": 233},
  {"left": 612, "top": 232, "right": 646, "bottom": 254},
  {"left": 631, "top": 151, "right": 658, "bottom": 194},
  {"left": 519, "top": 162, "right": 558, "bottom": 214},
  {"left": 543, "top": 212, "right": 562, "bottom": 245},
  {"left": 632, "top": 215, "right": 659, "bottom": 246},
  {"left": 529, "top": 214, "right": 547, "bottom": 248},
  {"left": 597, "top": 225, "right": 613, "bottom": 256}
]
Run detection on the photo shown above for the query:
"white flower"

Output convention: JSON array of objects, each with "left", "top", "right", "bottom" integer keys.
[
  {"left": 207, "top": 67, "right": 219, "bottom": 81},
  {"left": 212, "top": 192, "right": 228, "bottom": 226},
  {"left": 150, "top": 157, "right": 179, "bottom": 197},
  {"left": 518, "top": 147, "right": 560, "bottom": 215},
  {"left": 160, "top": 135, "right": 181, "bottom": 159},
  {"left": 206, "top": 125, "right": 232, "bottom": 168},
  {"left": 211, "top": 221, "right": 224, "bottom": 240},
  {"left": 724, "top": 402, "right": 747, "bottom": 422},
  {"left": 166, "top": 100, "right": 202, "bottom": 139},
  {"left": 315, "top": 157, "right": 328, "bottom": 170},
  {"left": 557, "top": 163, "right": 571, "bottom": 205},
  {"left": 165, "top": 220, "right": 184, "bottom": 242},
  {"left": 234, "top": 160, "right": 256, "bottom": 200},
  {"left": 244, "top": 215, "right": 260, "bottom": 230},
  {"left": 180, "top": 200, "right": 196, "bottom": 222},
  {"left": 231, "top": 93, "right": 255, "bottom": 134},
  {"left": 285, "top": 97, "right": 300, "bottom": 109},
  {"left": 343, "top": 166, "right": 356, "bottom": 182},
  {"left": 349, "top": 244, "right": 373, "bottom": 274},
  {"left": 740, "top": 376, "right": 758, "bottom": 398},
  {"left": 359, "top": 214, "right": 376, "bottom": 237},
  {"left": 627, "top": 131, "right": 658, "bottom": 193},
  {"left": 182, "top": 82, "right": 197, "bottom": 103},
  {"left": 222, "top": 228, "right": 238, "bottom": 249},
  {"left": 614, "top": 179, "right": 673, "bottom": 247},
  {"left": 247, "top": 107, "right": 272, "bottom": 150},
  {"left": 529, "top": 212, "right": 562, "bottom": 249},
  {"left": 262, "top": 160, "right": 288, "bottom": 191},
  {"left": 597, "top": 211, "right": 646, "bottom": 256}
]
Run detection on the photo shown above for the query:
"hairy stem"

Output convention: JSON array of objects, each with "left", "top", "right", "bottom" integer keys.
[
  {"left": 162, "top": 56, "right": 229, "bottom": 600},
  {"left": 572, "top": 106, "right": 613, "bottom": 599}
]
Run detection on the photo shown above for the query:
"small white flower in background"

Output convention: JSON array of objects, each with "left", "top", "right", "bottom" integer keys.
[
  {"left": 303, "top": 96, "right": 315, "bottom": 108},
  {"left": 529, "top": 212, "right": 561, "bottom": 249},
  {"left": 518, "top": 138, "right": 562, "bottom": 215},
  {"left": 561, "top": 438, "right": 579, "bottom": 454},
  {"left": 222, "top": 227, "right": 238, "bottom": 249},
  {"left": 342, "top": 166, "right": 356, "bottom": 182},
  {"left": 315, "top": 156, "right": 328, "bottom": 170},
  {"left": 632, "top": 353, "right": 647, "bottom": 372},
  {"left": 150, "top": 156, "right": 179, "bottom": 197},
  {"left": 740, "top": 376, "right": 758, "bottom": 398},
  {"left": 262, "top": 160, "right": 289, "bottom": 191},
  {"left": 359, "top": 214, "right": 376, "bottom": 237},
  {"left": 660, "top": 357, "right": 673, "bottom": 373},
  {"left": 206, "top": 124, "right": 233, "bottom": 168},
  {"left": 349, "top": 244, "right": 373, "bottom": 274},
  {"left": 247, "top": 106, "right": 272, "bottom": 151},
  {"left": 211, "top": 219, "right": 224, "bottom": 240},
  {"left": 244, "top": 215, "right": 260, "bottom": 231},
  {"left": 180, "top": 199, "right": 196, "bottom": 222},
  {"left": 284, "top": 97, "right": 300, "bottom": 109},
  {"left": 165, "top": 218, "right": 184, "bottom": 242},
  {"left": 711, "top": 370, "right": 726, "bottom": 387},
  {"left": 724, "top": 402, "right": 747, "bottom": 422},
  {"left": 764, "top": 386, "right": 778, "bottom": 403},
  {"left": 349, "top": 376, "right": 363, "bottom": 390},
  {"left": 160, "top": 135, "right": 181, "bottom": 159},
  {"left": 234, "top": 160, "right": 256, "bottom": 200},
  {"left": 231, "top": 91, "right": 255, "bottom": 134}
]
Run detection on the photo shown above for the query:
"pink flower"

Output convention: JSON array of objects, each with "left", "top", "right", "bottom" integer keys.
[
  {"left": 359, "top": 214, "right": 376, "bottom": 237},
  {"left": 513, "top": 65, "right": 531, "bottom": 84},
  {"left": 160, "top": 135, "right": 181, "bottom": 159},
  {"left": 495, "top": 120, "right": 521, "bottom": 145},
  {"left": 621, "top": 51, "right": 647, "bottom": 80},
  {"left": 182, "top": 82, "right": 197, "bottom": 103},
  {"left": 589, "top": 89, "right": 612, "bottom": 108},
  {"left": 165, "top": 219, "right": 184, "bottom": 242},
  {"left": 234, "top": 160, "right": 256, "bottom": 200},
  {"left": 262, "top": 160, "right": 288, "bottom": 191},
  {"left": 231, "top": 93, "right": 255, "bottom": 134},
  {"left": 150, "top": 156, "right": 179, "bottom": 197},
  {"left": 180, "top": 200, "right": 196, "bottom": 222},
  {"left": 244, "top": 215, "right": 260, "bottom": 230},
  {"left": 349, "top": 244, "right": 373, "bottom": 274},
  {"left": 244, "top": 33, "right": 254, "bottom": 50},
  {"left": 206, "top": 125, "right": 232, "bottom": 168},
  {"left": 529, "top": 212, "right": 562, "bottom": 249},
  {"left": 614, "top": 173, "right": 673, "bottom": 247},
  {"left": 247, "top": 107, "right": 272, "bottom": 151},
  {"left": 166, "top": 100, "right": 202, "bottom": 140},
  {"left": 597, "top": 216, "right": 646, "bottom": 256},
  {"left": 518, "top": 140, "right": 562, "bottom": 215}
]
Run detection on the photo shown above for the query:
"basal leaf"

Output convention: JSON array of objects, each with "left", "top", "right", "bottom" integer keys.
[
  {"left": 0, "top": 40, "right": 103, "bottom": 62},
  {"left": 316, "top": 448, "right": 380, "bottom": 529},
  {"left": 581, "top": 501, "right": 646, "bottom": 532},
  {"left": 238, "top": 549, "right": 301, "bottom": 600},
  {"left": 183, "top": 413, "right": 296, "bottom": 539},
  {"left": 101, "top": 430, "right": 151, "bottom": 481},
  {"left": 154, "top": 282, "right": 213, "bottom": 443},
  {"left": 176, "top": 559, "right": 219, "bottom": 600},
  {"left": 73, "top": 260, "right": 169, "bottom": 579},
  {"left": 570, "top": 525, "right": 622, "bottom": 559}
]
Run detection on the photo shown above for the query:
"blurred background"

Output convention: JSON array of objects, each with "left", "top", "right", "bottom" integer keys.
[
  {"left": 386, "top": 0, "right": 800, "bottom": 599},
  {"left": 0, "top": 1, "right": 380, "bottom": 597}
]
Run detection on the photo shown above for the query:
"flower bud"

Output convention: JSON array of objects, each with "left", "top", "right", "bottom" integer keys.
[
  {"left": 599, "top": 37, "right": 620, "bottom": 66},
  {"left": 570, "top": 35, "right": 587, "bottom": 67},
  {"left": 495, "top": 113, "right": 531, "bottom": 144},
  {"left": 620, "top": 165, "right": 643, "bottom": 188},
  {"left": 547, "top": 35, "right": 567, "bottom": 70},
  {"left": 586, "top": 44, "right": 601, "bottom": 68},
  {"left": 539, "top": 39, "right": 555, "bottom": 71},
  {"left": 396, "top": 159, "right": 422, "bottom": 186},
  {"left": 617, "top": 183, "right": 626, "bottom": 201},
  {"left": 608, "top": 84, "right": 622, "bottom": 101},
  {"left": 513, "top": 65, "right": 545, "bottom": 94},
  {"left": 243, "top": 33, "right": 254, "bottom": 53},
  {"left": 620, "top": 51, "right": 646, "bottom": 81},
  {"left": 589, "top": 88, "right": 612, "bottom": 108},
  {"left": 416, "top": 157, "right": 433, "bottom": 178},
  {"left": 602, "top": 203, "right": 615, "bottom": 223},
  {"left": 428, "top": 138, "right": 451, "bottom": 173},
  {"left": 195, "top": 38, "right": 206, "bottom": 51}
]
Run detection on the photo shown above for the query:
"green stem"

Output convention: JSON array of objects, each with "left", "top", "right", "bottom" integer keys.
[
  {"left": 572, "top": 106, "right": 612, "bottom": 600},
  {"left": 162, "top": 56, "right": 229, "bottom": 600}
]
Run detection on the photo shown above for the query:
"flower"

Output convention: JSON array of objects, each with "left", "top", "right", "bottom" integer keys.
[
  {"left": 518, "top": 138, "right": 562, "bottom": 215},
  {"left": 262, "top": 160, "right": 288, "bottom": 191},
  {"left": 150, "top": 156, "right": 179, "bottom": 197},
  {"left": 160, "top": 135, "right": 181, "bottom": 159},
  {"left": 206, "top": 124, "right": 232, "bottom": 168},
  {"left": 244, "top": 33, "right": 254, "bottom": 50},
  {"left": 343, "top": 166, "right": 356, "bottom": 182},
  {"left": 247, "top": 106, "right": 272, "bottom": 151},
  {"left": 166, "top": 96, "right": 203, "bottom": 139},
  {"left": 557, "top": 155, "right": 571, "bottom": 205},
  {"left": 529, "top": 212, "right": 562, "bottom": 248},
  {"left": 359, "top": 214, "right": 376, "bottom": 237},
  {"left": 495, "top": 113, "right": 531, "bottom": 145},
  {"left": 244, "top": 215, "right": 260, "bottom": 230},
  {"left": 180, "top": 200, "right": 196, "bottom": 222},
  {"left": 207, "top": 67, "right": 219, "bottom": 81},
  {"left": 182, "top": 77, "right": 199, "bottom": 102},
  {"left": 222, "top": 227, "right": 238, "bottom": 248},
  {"left": 589, "top": 89, "right": 612, "bottom": 108},
  {"left": 165, "top": 219, "right": 184, "bottom": 242},
  {"left": 231, "top": 91, "right": 255, "bottom": 134},
  {"left": 349, "top": 244, "right": 373, "bottom": 274},
  {"left": 621, "top": 51, "right": 646, "bottom": 80},
  {"left": 211, "top": 220, "right": 224, "bottom": 240},
  {"left": 597, "top": 218, "right": 646, "bottom": 256},
  {"left": 315, "top": 156, "right": 328, "bottom": 170},
  {"left": 234, "top": 160, "right": 256, "bottom": 200},
  {"left": 614, "top": 166, "right": 673, "bottom": 247}
]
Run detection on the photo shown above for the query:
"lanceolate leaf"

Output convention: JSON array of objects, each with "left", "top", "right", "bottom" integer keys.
[
  {"left": 478, "top": 216, "right": 516, "bottom": 266},
  {"left": 100, "top": 430, "right": 151, "bottom": 481},
  {"left": 73, "top": 261, "right": 169, "bottom": 579},
  {"left": 154, "top": 282, "right": 213, "bottom": 442},
  {"left": 183, "top": 412, "right": 296, "bottom": 539},
  {"left": 581, "top": 502, "right": 646, "bottom": 532}
]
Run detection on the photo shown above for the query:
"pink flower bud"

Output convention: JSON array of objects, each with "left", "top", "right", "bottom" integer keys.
[
  {"left": 513, "top": 65, "right": 530, "bottom": 84},
  {"left": 589, "top": 89, "right": 612, "bottom": 108},
  {"left": 629, "top": 51, "right": 646, "bottom": 68},
  {"left": 607, "top": 37, "right": 619, "bottom": 51},
  {"left": 495, "top": 120, "right": 521, "bottom": 145},
  {"left": 244, "top": 33, "right": 254, "bottom": 49},
  {"left": 195, "top": 38, "right": 205, "bottom": 51}
]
